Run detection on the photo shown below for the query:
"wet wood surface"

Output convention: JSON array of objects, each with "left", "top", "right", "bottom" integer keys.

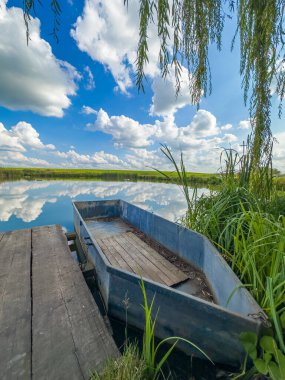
[{"left": 0, "top": 225, "right": 119, "bottom": 380}]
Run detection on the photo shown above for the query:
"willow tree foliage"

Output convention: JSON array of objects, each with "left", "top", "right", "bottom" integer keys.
[
  {"left": 23, "top": 0, "right": 285, "bottom": 178},
  {"left": 133, "top": 0, "right": 285, "bottom": 174}
]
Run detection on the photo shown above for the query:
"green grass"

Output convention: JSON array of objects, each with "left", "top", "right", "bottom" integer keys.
[{"left": 91, "top": 343, "right": 147, "bottom": 380}]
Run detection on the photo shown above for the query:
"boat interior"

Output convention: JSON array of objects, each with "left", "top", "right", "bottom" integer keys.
[{"left": 84, "top": 216, "right": 215, "bottom": 303}]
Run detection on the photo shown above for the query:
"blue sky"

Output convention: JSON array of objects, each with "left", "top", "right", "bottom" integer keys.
[{"left": 0, "top": 0, "right": 284, "bottom": 172}]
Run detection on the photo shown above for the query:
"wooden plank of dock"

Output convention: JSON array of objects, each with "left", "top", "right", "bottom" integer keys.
[
  {"left": 0, "top": 225, "right": 119, "bottom": 380},
  {"left": 0, "top": 229, "right": 32, "bottom": 380}
]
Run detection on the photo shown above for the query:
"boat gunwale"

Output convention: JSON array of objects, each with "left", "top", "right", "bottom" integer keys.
[{"left": 106, "top": 263, "right": 262, "bottom": 326}]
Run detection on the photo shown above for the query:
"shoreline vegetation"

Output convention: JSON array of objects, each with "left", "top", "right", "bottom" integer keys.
[
  {"left": 0, "top": 167, "right": 284, "bottom": 189},
  {"left": 159, "top": 144, "right": 285, "bottom": 379},
  {"left": 0, "top": 167, "right": 220, "bottom": 185}
]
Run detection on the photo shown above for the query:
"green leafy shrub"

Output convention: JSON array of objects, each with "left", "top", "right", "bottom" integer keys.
[{"left": 240, "top": 325, "right": 285, "bottom": 380}]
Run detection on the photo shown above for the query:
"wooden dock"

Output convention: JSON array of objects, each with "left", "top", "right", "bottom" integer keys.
[{"left": 0, "top": 225, "right": 119, "bottom": 380}]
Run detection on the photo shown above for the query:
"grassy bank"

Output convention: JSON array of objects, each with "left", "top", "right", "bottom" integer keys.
[
  {"left": 0, "top": 167, "right": 220, "bottom": 185},
  {"left": 1, "top": 166, "right": 284, "bottom": 189}
]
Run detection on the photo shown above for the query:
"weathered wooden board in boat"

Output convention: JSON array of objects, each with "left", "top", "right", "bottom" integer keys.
[
  {"left": 73, "top": 200, "right": 269, "bottom": 367},
  {"left": 96, "top": 233, "right": 188, "bottom": 287}
]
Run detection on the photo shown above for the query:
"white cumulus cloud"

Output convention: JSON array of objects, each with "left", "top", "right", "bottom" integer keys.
[
  {"left": 71, "top": 0, "right": 160, "bottom": 93},
  {"left": 54, "top": 148, "right": 126, "bottom": 168},
  {"left": 0, "top": 2, "right": 80, "bottom": 117},
  {"left": 0, "top": 121, "right": 55, "bottom": 152},
  {"left": 87, "top": 108, "right": 156, "bottom": 148},
  {"left": 150, "top": 65, "right": 194, "bottom": 117},
  {"left": 0, "top": 122, "right": 25, "bottom": 152},
  {"left": 238, "top": 120, "right": 251, "bottom": 130},
  {"left": 85, "top": 108, "right": 238, "bottom": 169},
  {"left": 11, "top": 122, "right": 55, "bottom": 150},
  {"left": 180, "top": 110, "right": 220, "bottom": 138},
  {"left": 0, "top": 150, "right": 50, "bottom": 167}
]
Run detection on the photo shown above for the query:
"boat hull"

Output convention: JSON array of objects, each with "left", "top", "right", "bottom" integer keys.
[{"left": 73, "top": 199, "right": 267, "bottom": 367}]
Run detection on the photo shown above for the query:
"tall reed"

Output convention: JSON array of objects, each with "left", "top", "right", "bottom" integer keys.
[{"left": 159, "top": 142, "right": 285, "bottom": 376}]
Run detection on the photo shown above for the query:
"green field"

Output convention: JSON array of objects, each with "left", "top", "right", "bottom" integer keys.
[{"left": 0, "top": 167, "right": 221, "bottom": 185}]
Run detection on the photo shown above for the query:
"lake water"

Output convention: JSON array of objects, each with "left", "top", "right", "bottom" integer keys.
[{"left": 0, "top": 179, "right": 209, "bottom": 232}]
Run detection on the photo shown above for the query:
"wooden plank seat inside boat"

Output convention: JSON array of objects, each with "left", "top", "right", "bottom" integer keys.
[{"left": 85, "top": 217, "right": 188, "bottom": 287}]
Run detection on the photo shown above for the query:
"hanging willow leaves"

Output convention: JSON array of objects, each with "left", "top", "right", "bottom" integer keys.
[
  {"left": 135, "top": 0, "right": 285, "bottom": 177},
  {"left": 234, "top": 0, "right": 282, "bottom": 173},
  {"left": 23, "top": 0, "right": 61, "bottom": 43}
]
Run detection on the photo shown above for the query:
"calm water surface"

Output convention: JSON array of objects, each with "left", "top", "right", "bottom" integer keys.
[{"left": 0, "top": 179, "right": 209, "bottom": 232}]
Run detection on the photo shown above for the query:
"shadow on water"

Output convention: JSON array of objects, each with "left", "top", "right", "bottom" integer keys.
[{"left": 84, "top": 270, "right": 233, "bottom": 380}]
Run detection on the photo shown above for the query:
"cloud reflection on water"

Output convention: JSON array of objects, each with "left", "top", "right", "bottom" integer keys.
[{"left": 0, "top": 180, "right": 209, "bottom": 230}]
